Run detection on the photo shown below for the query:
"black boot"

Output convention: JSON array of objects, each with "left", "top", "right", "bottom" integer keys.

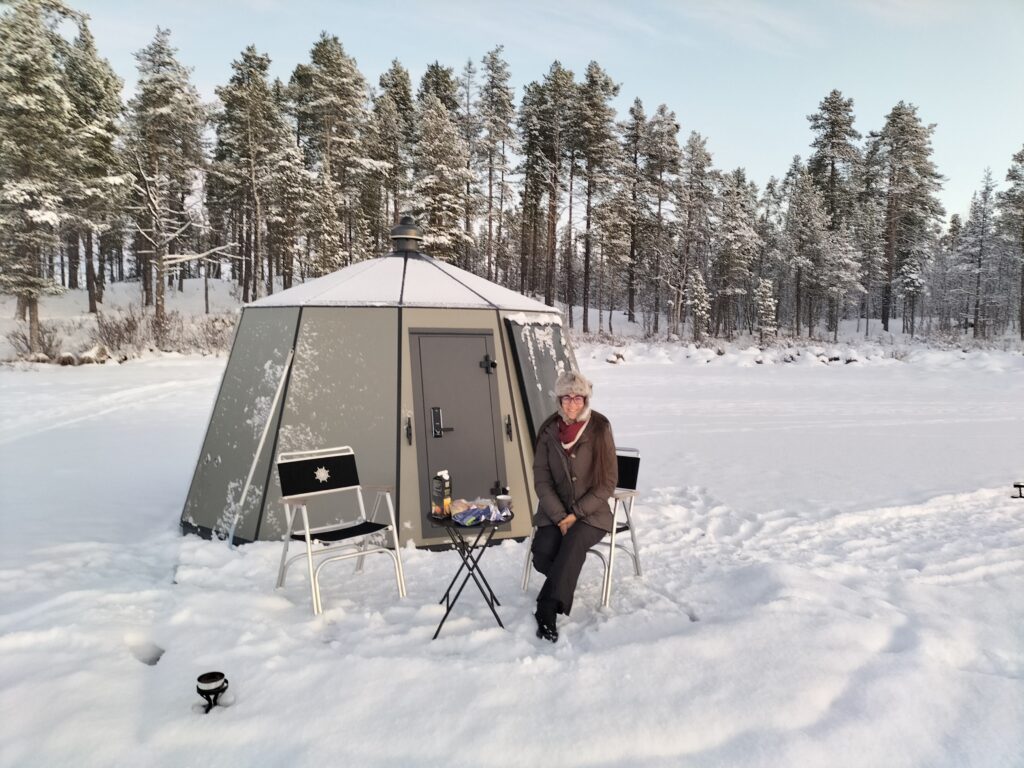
[{"left": 535, "top": 599, "right": 559, "bottom": 643}]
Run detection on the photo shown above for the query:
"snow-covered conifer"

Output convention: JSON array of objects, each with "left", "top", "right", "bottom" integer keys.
[
  {"left": 688, "top": 269, "right": 711, "bottom": 344},
  {"left": 63, "top": 21, "right": 125, "bottom": 313},
  {"left": 863, "top": 101, "right": 943, "bottom": 332},
  {"left": 124, "top": 27, "right": 205, "bottom": 320},
  {"left": 807, "top": 89, "right": 861, "bottom": 228},
  {"left": 412, "top": 94, "right": 472, "bottom": 262},
  {"left": 577, "top": 61, "right": 620, "bottom": 332},
  {"left": 997, "top": 146, "right": 1024, "bottom": 340},
  {"left": 478, "top": 46, "right": 515, "bottom": 282},
  {"left": 754, "top": 277, "right": 777, "bottom": 344},
  {"left": 0, "top": 0, "right": 75, "bottom": 352}
]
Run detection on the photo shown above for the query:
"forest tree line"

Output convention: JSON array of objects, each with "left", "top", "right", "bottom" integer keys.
[{"left": 2, "top": 0, "right": 1023, "bottom": 355}]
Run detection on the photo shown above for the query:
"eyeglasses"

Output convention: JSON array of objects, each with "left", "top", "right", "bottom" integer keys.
[{"left": 559, "top": 395, "right": 586, "bottom": 405}]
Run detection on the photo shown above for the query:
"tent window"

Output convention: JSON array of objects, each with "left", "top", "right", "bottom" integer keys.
[{"left": 504, "top": 319, "right": 573, "bottom": 445}]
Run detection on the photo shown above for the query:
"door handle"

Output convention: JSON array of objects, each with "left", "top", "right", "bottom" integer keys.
[{"left": 431, "top": 407, "right": 454, "bottom": 438}]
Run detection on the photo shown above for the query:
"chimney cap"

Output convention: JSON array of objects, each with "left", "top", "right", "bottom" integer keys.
[{"left": 390, "top": 216, "right": 424, "bottom": 252}]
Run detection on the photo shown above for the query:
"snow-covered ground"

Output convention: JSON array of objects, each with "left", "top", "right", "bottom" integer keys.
[{"left": 1, "top": 344, "right": 1022, "bottom": 767}]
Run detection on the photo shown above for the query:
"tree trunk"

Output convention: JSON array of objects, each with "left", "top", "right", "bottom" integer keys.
[
  {"left": 627, "top": 226, "right": 636, "bottom": 323},
  {"left": 66, "top": 231, "right": 80, "bottom": 290},
  {"left": 583, "top": 179, "right": 593, "bottom": 334},
  {"left": 486, "top": 150, "right": 494, "bottom": 281},
  {"left": 241, "top": 209, "right": 251, "bottom": 304},
  {"left": 85, "top": 230, "right": 98, "bottom": 313},
  {"left": 96, "top": 233, "right": 106, "bottom": 303},
  {"left": 28, "top": 296, "right": 40, "bottom": 355},
  {"left": 497, "top": 143, "right": 507, "bottom": 283},
  {"left": 973, "top": 243, "right": 983, "bottom": 339},
  {"left": 881, "top": 195, "right": 897, "bottom": 332},
  {"left": 545, "top": 172, "right": 557, "bottom": 306},
  {"left": 795, "top": 267, "right": 803, "bottom": 337},
  {"left": 565, "top": 157, "right": 575, "bottom": 328},
  {"left": 1019, "top": 232, "right": 1024, "bottom": 340}
]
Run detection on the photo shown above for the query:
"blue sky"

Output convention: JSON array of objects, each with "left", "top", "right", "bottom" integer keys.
[{"left": 77, "top": 0, "right": 1023, "bottom": 221}]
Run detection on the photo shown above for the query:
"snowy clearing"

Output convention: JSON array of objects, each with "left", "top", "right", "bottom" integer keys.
[{"left": 0, "top": 345, "right": 1022, "bottom": 767}]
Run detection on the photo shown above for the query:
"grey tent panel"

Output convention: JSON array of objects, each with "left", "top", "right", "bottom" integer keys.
[
  {"left": 257, "top": 307, "right": 399, "bottom": 539},
  {"left": 181, "top": 306, "right": 299, "bottom": 541},
  {"left": 504, "top": 319, "right": 574, "bottom": 445}
]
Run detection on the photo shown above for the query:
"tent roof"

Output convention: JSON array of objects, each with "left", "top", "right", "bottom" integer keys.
[{"left": 248, "top": 253, "right": 558, "bottom": 313}]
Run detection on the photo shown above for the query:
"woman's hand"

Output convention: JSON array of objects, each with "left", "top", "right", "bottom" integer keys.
[{"left": 558, "top": 513, "right": 577, "bottom": 535}]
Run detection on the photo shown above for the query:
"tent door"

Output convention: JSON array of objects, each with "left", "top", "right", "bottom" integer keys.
[{"left": 411, "top": 332, "right": 507, "bottom": 525}]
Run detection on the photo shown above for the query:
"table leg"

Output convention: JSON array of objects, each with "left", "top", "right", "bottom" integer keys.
[{"left": 433, "top": 526, "right": 504, "bottom": 639}]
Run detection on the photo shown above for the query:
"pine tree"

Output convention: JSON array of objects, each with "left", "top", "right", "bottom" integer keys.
[
  {"left": 754, "top": 277, "right": 777, "bottom": 345},
  {"left": 958, "top": 169, "right": 998, "bottom": 338},
  {"left": 0, "top": 0, "right": 75, "bottom": 353},
  {"left": 516, "top": 80, "right": 547, "bottom": 294},
  {"left": 864, "top": 101, "right": 943, "bottom": 331},
  {"left": 711, "top": 169, "right": 760, "bottom": 339},
  {"left": 577, "top": 61, "right": 619, "bottom": 333},
  {"left": 418, "top": 62, "right": 458, "bottom": 114},
  {"left": 370, "top": 91, "right": 404, "bottom": 225},
  {"left": 782, "top": 167, "right": 829, "bottom": 336},
  {"left": 124, "top": 28, "right": 205, "bottom": 321},
  {"left": 645, "top": 104, "right": 681, "bottom": 337},
  {"left": 822, "top": 225, "right": 864, "bottom": 339},
  {"left": 456, "top": 58, "right": 481, "bottom": 270},
  {"left": 537, "top": 62, "right": 576, "bottom": 306},
  {"left": 620, "top": 99, "right": 649, "bottom": 322},
  {"left": 998, "top": 146, "right": 1024, "bottom": 340},
  {"left": 478, "top": 46, "right": 515, "bottom": 282},
  {"left": 378, "top": 59, "right": 415, "bottom": 150},
  {"left": 213, "top": 46, "right": 282, "bottom": 299},
  {"left": 688, "top": 269, "right": 711, "bottom": 344},
  {"left": 290, "top": 33, "right": 371, "bottom": 265},
  {"left": 264, "top": 99, "right": 311, "bottom": 290},
  {"left": 308, "top": 171, "right": 343, "bottom": 275},
  {"left": 677, "top": 131, "right": 716, "bottom": 332},
  {"left": 63, "top": 21, "right": 125, "bottom": 313},
  {"left": 412, "top": 94, "right": 472, "bottom": 261},
  {"left": 807, "top": 89, "right": 861, "bottom": 229}
]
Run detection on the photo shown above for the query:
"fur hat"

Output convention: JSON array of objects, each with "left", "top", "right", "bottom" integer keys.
[{"left": 555, "top": 370, "right": 592, "bottom": 400}]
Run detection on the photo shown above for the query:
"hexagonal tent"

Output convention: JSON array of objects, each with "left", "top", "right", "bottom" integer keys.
[{"left": 180, "top": 235, "right": 575, "bottom": 547}]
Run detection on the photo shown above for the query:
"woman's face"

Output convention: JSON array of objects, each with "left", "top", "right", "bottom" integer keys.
[{"left": 560, "top": 394, "right": 586, "bottom": 420}]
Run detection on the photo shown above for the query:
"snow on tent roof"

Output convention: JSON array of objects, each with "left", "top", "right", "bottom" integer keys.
[{"left": 247, "top": 254, "right": 557, "bottom": 312}]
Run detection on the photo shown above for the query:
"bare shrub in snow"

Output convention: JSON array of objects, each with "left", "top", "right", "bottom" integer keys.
[
  {"left": 189, "top": 315, "right": 235, "bottom": 353},
  {"left": 95, "top": 306, "right": 146, "bottom": 353},
  {"left": 6, "top": 321, "right": 62, "bottom": 360}
]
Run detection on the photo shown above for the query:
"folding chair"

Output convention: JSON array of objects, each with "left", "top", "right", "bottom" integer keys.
[
  {"left": 275, "top": 446, "right": 406, "bottom": 615},
  {"left": 522, "top": 448, "right": 643, "bottom": 608}
]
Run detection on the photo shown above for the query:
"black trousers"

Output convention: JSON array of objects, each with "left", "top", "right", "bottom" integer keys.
[{"left": 532, "top": 521, "right": 606, "bottom": 615}]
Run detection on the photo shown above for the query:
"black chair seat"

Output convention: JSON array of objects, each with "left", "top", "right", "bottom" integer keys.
[
  {"left": 615, "top": 523, "right": 631, "bottom": 534},
  {"left": 293, "top": 520, "right": 389, "bottom": 543}
]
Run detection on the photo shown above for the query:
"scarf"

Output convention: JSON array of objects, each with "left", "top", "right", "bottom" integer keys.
[{"left": 558, "top": 414, "right": 590, "bottom": 453}]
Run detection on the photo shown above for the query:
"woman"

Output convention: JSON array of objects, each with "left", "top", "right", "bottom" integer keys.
[{"left": 531, "top": 370, "right": 617, "bottom": 642}]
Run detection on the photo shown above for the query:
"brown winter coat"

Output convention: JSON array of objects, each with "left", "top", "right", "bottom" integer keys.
[{"left": 533, "top": 410, "right": 618, "bottom": 533}]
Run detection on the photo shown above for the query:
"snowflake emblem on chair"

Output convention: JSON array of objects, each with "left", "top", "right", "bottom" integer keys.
[{"left": 314, "top": 466, "right": 331, "bottom": 484}]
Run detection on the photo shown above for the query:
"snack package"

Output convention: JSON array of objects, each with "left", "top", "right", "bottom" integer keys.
[{"left": 430, "top": 470, "right": 452, "bottom": 517}]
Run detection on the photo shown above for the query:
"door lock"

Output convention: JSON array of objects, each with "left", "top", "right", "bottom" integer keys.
[{"left": 431, "top": 407, "right": 454, "bottom": 438}]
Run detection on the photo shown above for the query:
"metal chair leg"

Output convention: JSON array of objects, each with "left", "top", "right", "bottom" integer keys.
[
  {"left": 625, "top": 496, "right": 641, "bottom": 576},
  {"left": 521, "top": 525, "right": 536, "bottom": 591},
  {"left": 276, "top": 504, "right": 294, "bottom": 589},
  {"left": 384, "top": 493, "right": 407, "bottom": 598}
]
